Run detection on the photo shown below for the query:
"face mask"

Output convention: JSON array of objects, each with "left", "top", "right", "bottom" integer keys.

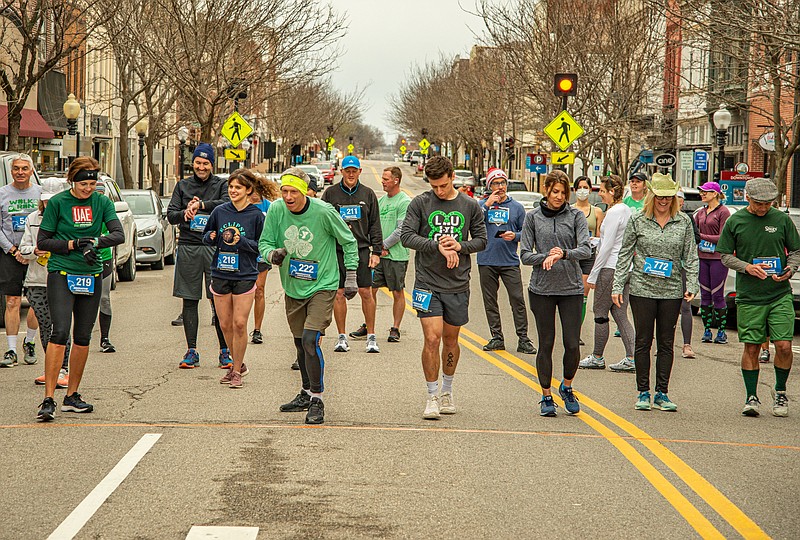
[{"left": 576, "top": 188, "right": 590, "bottom": 201}]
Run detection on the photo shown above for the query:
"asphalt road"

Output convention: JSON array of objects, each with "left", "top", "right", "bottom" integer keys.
[{"left": 0, "top": 160, "right": 798, "bottom": 539}]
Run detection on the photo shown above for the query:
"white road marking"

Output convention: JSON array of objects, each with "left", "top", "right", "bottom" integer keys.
[
  {"left": 48, "top": 433, "right": 162, "bottom": 540},
  {"left": 186, "top": 526, "right": 259, "bottom": 539}
]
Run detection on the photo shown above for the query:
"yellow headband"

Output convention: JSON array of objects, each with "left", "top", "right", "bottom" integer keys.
[{"left": 281, "top": 174, "right": 308, "bottom": 194}]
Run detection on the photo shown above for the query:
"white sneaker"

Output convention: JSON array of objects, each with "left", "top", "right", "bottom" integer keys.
[
  {"left": 366, "top": 335, "right": 380, "bottom": 353},
  {"left": 423, "top": 395, "right": 440, "bottom": 419},
  {"left": 772, "top": 389, "right": 789, "bottom": 417},
  {"left": 439, "top": 392, "right": 456, "bottom": 414},
  {"left": 579, "top": 354, "right": 605, "bottom": 369},
  {"left": 609, "top": 358, "right": 636, "bottom": 372},
  {"left": 334, "top": 335, "right": 349, "bottom": 352},
  {"left": 742, "top": 395, "right": 761, "bottom": 417}
]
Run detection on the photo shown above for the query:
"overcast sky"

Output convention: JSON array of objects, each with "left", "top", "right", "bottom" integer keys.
[{"left": 328, "top": 0, "right": 484, "bottom": 143}]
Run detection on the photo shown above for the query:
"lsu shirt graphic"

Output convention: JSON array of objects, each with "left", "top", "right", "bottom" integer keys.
[
  {"left": 428, "top": 210, "right": 465, "bottom": 242},
  {"left": 72, "top": 206, "right": 93, "bottom": 228}
]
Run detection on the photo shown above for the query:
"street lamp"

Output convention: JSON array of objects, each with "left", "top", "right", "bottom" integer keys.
[
  {"left": 63, "top": 93, "right": 81, "bottom": 163},
  {"left": 713, "top": 104, "right": 732, "bottom": 182},
  {"left": 177, "top": 126, "right": 189, "bottom": 181},
  {"left": 241, "top": 138, "right": 251, "bottom": 168},
  {"left": 135, "top": 117, "right": 149, "bottom": 189}
]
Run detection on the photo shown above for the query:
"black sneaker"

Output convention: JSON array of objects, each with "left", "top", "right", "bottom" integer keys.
[
  {"left": 483, "top": 337, "right": 505, "bottom": 351},
  {"left": 100, "top": 338, "right": 116, "bottom": 353},
  {"left": 62, "top": 392, "right": 94, "bottom": 413},
  {"left": 211, "top": 314, "right": 217, "bottom": 327},
  {"left": 349, "top": 323, "right": 368, "bottom": 340},
  {"left": 171, "top": 314, "right": 183, "bottom": 326},
  {"left": 517, "top": 339, "right": 537, "bottom": 354},
  {"left": 388, "top": 327, "right": 401, "bottom": 342},
  {"left": 250, "top": 329, "right": 263, "bottom": 344},
  {"left": 280, "top": 391, "right": 311, "bottom": 412},
  {"left": 0, "top": 349, "right": 18, "bottom": 367},
  {"left": 290, "top": 360, "right": 300, "bottom": 370},
  {"left": 37, "top": 397, "right": 56, "bottom": 421},
  {"left": 305, "top": 398, "right": 325, "bottom": 424}
]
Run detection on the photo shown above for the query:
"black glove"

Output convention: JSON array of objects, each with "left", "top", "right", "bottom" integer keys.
[
  {"left": 268, "top": 248, "right": 287, "bottom": 266},
  {"left": 82, "top": 245, "right": 98, "bottom": 266},
  {"left": 343, "top": 270, "right": 358, "bottom": 300},
  {"left": 75, "top": 237, "right": 97, "bottom": 250}
]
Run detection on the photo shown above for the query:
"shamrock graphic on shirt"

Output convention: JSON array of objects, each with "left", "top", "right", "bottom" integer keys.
[
  {"left": 284, "top": 225, "right": 314, "bottom": 258},
  {"left": 428, "top": 210, "right": 465, "bottom": 242}
]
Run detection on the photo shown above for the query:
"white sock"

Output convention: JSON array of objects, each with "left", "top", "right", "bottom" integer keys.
[
  {"left": 442, "top": 374, "right": 454, "bottom": 394},
  {"left": 25, "top": 328, "right": 36, "bottom": 343},
  {"left": 367, "top": 334, "right": 376, "bottom": 340},
  {"left": 7, "top": 334, "right": 17, "bottom": 352},
  {"left": 426, "top": 381, "right": 439, "bottom": 396},
  {"left": 311, "top": 392, "right": 322, "bottom": 401},
  {"left": 302, "top": 388, "right": 312, "bottom": 396}
]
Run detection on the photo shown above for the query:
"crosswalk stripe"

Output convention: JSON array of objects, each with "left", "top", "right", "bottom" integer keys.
[{"left": 186, "top": 526, "right": 259, "bottom": 539}]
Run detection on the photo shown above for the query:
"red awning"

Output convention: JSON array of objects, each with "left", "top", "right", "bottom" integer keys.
[{"left": 0, "top": 105, "right": 55, "bottom": 139}]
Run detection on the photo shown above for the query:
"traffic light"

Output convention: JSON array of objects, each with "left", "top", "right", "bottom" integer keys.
[
  {"left": 554, "top": 73, "right": 578, "bottom": 97},
  {"left": 506, "top": 137, "right": 515, "bottom": 151}
]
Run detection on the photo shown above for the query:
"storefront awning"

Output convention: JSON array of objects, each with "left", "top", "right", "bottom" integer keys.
[{"left": 0, "top": 105, "right": 55, "bottom": 139}]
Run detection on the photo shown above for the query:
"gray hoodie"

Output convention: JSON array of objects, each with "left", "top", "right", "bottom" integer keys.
[{"left": 520, "top": 202, "right": 591, "bottom": 296}]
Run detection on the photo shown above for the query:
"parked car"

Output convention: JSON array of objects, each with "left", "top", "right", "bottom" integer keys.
[
  {"left": 122, "top": 189, "right": 176, "bottom": 269},
  {"left": 410, "top": 150, "right": 423, "bottom": 166},
  {"left": 506, "top": 180, "right": 528, "bottom": 192},
  {"left": 681, "top": 187, "right": 703, "bottom": 214},
  {"left": 509, "top": 191, "right": 543, "bottom": 211},
  {"left": 0, "top": 152, "right": 41, "bottom": 186},
  {"left": 297, "top": 165, "right": 324, "bottom": 189},
  {"left": 315, "top": 161, "right": 335, "bottom": 184},
  {"left": 97, "top": 175, "right": 137, "bottom": 282}
]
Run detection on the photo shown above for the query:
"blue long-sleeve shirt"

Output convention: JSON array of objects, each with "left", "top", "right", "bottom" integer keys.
[
  {"left": 202, "top": 202, "right": 264, "bottom": 280},
  {"left": 476, "top": 195, "right": 526, "bottom": 267}
]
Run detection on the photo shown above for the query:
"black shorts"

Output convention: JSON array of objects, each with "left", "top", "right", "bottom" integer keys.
[
  {"left": 579, "top": 251, "right": 596, "bottom": 275},
  {"left": 414, "top": 284, "right": 470, "bottom": 327},
  {"left": 337, "top": 247, "right": 372, "bottom": 289},
  {"left": 0, "top": 252, "right": 28, "bottom": 296},
  {"left": 372, "top": 258, "right": 408, "bottom": 291},
  {"left": 210, "top": 278, "right": 257, "bottom": 296},
  {"left": 173, "top": 244, "right": 214, "bottom": 300}
]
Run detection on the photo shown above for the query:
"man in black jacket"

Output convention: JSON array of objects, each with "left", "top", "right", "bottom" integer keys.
[{"left": 167, "top": 143, "right": 230, "bottom": 369}]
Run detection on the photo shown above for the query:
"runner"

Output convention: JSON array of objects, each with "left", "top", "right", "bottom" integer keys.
[
  {"left": 321, "top": 155, "right": 383, "bottom": 353},
  {"left": 248, "top": 176, "right": 280, "bottom": 346},
  {"left": 572, "top": 175, "right": 604, "bottom": 342},
  {"left": 612, "top": 174, "right": 698, "bottom": 412},
  {"left": 259, "top": 167, "right": 358, "bottom": 424},
  {"left": 580, "top": 175, "right": 635, "bottom": 371},
  {"left": 35, "top": 157, "right": 125, "bottom": 421},
  {"left": 94, "top": 182, "right": 116, "bottom": 353},
  {"left": 520, "top": 170, "right": 590, "bottom": 416},
  {"left": 0, "top": 153, "right": 40, "bottom": 367},
  {"left": 677, "top": 190, "right": 701, "bottom": 358},
  {"left": 623, "top": 171, "right": 648, "bottom": 211},
  {"left": 203, "top": 169, "right": 269, "bottom": 388},
  {"left": 717, "top": 178, "right": 800, "bottom": 417},
  {"left": 166, "top": 143, "right": 231, "bottom": 369},
  {"left": 477, "top": 167, "right": 536, "bottom": 354},
  {"left": 400, "top": 156, "right": 487, "bottom": 419}
]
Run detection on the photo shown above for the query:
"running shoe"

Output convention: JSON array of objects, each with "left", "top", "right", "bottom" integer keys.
[
  {"left": 240, "top": 363, "right": 249, "bottom": 377},
  {"left": 609, "top": 357, "right": 635, "bottom": 372},
  {"left": 423, "top": 395, "right": 440, "bottom": 419},
  {"left": 653, "top": 392, "right": 678, "bottom": 412},
  {"left": 701, "top": 329, "right": 713, "bottom": 343},
  {"left": 482, "top": 337, "right": 505, "bottom": 351},
  {"left": 37, "top": 397, "right": 56, "bottom": 421},
  {"left": 517, "top": 339, "right": 537, "bottom": 354},
  {"left": 388, "top": 327, "right": 401, "bottom": 343},
  {"left": 334, "top": 335, "right": 350, "bottom": 352},
  {"left": 34, "top": 369, "right": 69, "bottom": 388},
  {"left": 171, "top": 314, "right": 183, "bottom": 326},
  {"left": 179, "top": 349, "right": 200, "bottom": 369},
  {"left": 218, "top": 348, "right": 232, "bottom": 368},
  {"left": 759, "top": 349, "right": 771, "bottom": 363},
  {"left": 439, "top": 392, "right": 456, "bottom": 414},
  {"left": 579, "top": 354, "right": 605, "bottom": 370},
  {"left": 558, "top": 382, "right": 580, "bottom": 414},
  {"left": 0, "top": 350, "right": 17, "bottom": 367},
  {"left": 366, "top": 335, "right": 380, "bottom": 353},
  {"left": 22, "top": 340, "right": 36, "bottom": 364},
  {"left": 682, "top": 345, "right": 696, "bottom": 359},
  {"left": 280, "top": 391, "right": 311, "bottom": 412},
  {"left": 100, "top": 338, "right": 116, "bottom": 353},
  {"left": 291, "top": 360, "right": 300, "bottom": 370},
  {"left": 772, "top": 389, "right": 789, "bottom": 417},
  {"left": 305, "top": 398, "right": 325, "bottom": 424},
  {"left": 349, "top": 323, "right": 368, "bottom": 340},
  {"left": 714, "top": 330, "right": 727, "bottom": 344},
  {"left": 579, "top": 338, "right": 585, "bottom": 346},
  {"left": 539, "top": 395, "right": 557, "bottom": 417},
  {"left": 614, "top": 329, "right": 621, "bottom": 337},
  {"left": 228, "top": 371, "right": 243, "bottom": 389},
  {"left": 635, "top": 391, "right": 651, "bottom": 411},
  {"left": 220, "top": 369, "right": 234, "bottom": 385},
  {"left": 62, "top": 392, "right": 94, "bottom": 413},
  {"left": 250, "top": 329, "right": 263, "bottom": 344},
  {"left": 742, "top": 395, "right": 761, "bottom": 417},
  {"left": 211, "top": 314, "right": 217, "bottom": 327}
]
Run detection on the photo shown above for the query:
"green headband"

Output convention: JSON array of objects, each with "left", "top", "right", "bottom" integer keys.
[{"left": 281, "top": 174, "right": 308, "bottom": 193}]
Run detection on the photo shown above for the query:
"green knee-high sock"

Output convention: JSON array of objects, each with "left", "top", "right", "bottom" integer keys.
[
  {"left": 701, "top": 307, "right": 713, "bottom": 331},
  {"left": 775, "top": 367, "right": 791, "bottom": 392},
  {"left": 742, "top": 369, "right": 759, "bottom": 398},
  {"left": 716, "top": 308, "right": 727, "bottom": 331},
  {"left": 581, "top": 295, "right": 588, "bottom": 324}
]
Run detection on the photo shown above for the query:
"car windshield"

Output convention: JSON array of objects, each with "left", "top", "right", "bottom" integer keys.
[
  {"left": 125, "top": 194, "right": 156, "bottom": 216},
  {"left": 454, "top": 170, "right": 472, "bottom": 178},
  {"left": 511, "top": 192, "right": 541, "bottom": 202}
]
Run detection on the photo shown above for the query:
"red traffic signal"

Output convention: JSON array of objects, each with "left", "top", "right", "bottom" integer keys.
[{"left": 554, "top": 73, "right": 578, "bottom": 97}]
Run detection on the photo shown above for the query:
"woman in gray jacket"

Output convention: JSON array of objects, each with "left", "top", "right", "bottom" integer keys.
[{"left": 521, "top": 170, "right": 591, "bottom": 417}]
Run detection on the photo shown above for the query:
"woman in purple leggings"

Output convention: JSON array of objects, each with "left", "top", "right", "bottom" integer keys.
[{"left": 693, "top": 181, "right": 731, "bottom": 344}]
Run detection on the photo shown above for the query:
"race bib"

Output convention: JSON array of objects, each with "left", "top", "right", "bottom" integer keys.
[
  {"left": 487, "top": 207, "right": 509, "bottom": 224},
  {"left": 217, "top": 252, "right": 239, "bottom": 272},
  {"left": 11, "top": 215, "right": 26, "bottom": 232},
  {"left": 754, "top": 257, "right": 782, "bottom": 275},
  {"left": 288, "top": 258, "right": 318, "bottom": 280},
  {"left": 190, "top": 214, "right": 208, "bottom": 232},
  {"left": 643, "top": 257, "right": 673, "bottom": 278},
  {"left": 412, "top": 288, "right": 432, "bottom": 312},
  {"left": 340, "top": 205, "right": 362, "bottom": 221},
  {"left": 66, "top": 274, "right": 95, "bottom": 295},
  {"left": 698, "top": 240, "right": 716, "bottom": 253}
]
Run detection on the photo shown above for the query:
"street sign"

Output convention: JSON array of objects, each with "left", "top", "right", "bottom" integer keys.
[
  {"left": 420, "top": 148, "right": 429, "bottom": 155},
  {"left": 592, "top": 158, "right": 603, "bottom": 175},
  {"left": 399, "top": 145, "right": 407, "bottom": 154},
  {"left": 464, "top": 153, "right": 470, "bottom": 161},
  {"left": 735, "top": 162, "right": 749, "bottom": 175},
  {"left": 526, "top": 153, "right": 547, "bottom": 173},
  {"left": 639, "top": 150, "right": 654, "bottom": 164},
  {"left": 543, "top": 111, "right": 584, "bottom": 151},
  {"left": 224, "top": 148, "right": 246, "bottom": 161},
  {"left": 679, "top": 151, "right": 693, "bottom": 171},
  {"left": 654, "top": 153, "right": 676, "bottom": 167},
  {"left": 693, "top": 150, "right": 708, "bottom": 171},
  {"left": 551, "top": 152, "right": 575, "bottom": 165},
  {"left": 419, "top": 138, "right": 430, "bottom": 151},
  {"left": 220, "top": 111, "right": 253, "bottom": 148},
  {"left": 347, "top": 143, "right": 354, "bottom": 153},
  {"left": 325, "top": 137, "right": 335, "bottom": 151}
]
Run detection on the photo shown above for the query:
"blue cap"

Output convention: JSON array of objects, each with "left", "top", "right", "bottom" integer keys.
[
  {"left": 192, "top": 143, "right": 215, "bottom": 164},
  {"left": 341, "top": 155, "right": 361, "bottom": 169}
]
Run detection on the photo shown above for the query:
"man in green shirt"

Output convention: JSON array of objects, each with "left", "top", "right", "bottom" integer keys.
[{"left": 717, "top": 178, "right": 800, "bottom": 418}]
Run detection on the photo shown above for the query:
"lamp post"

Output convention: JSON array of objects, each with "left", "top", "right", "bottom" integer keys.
[
  {"left": 135, "top": 117, "right": 149, "bottom": 189},
  {"left": 713, "top": 104, "right": 732, "bottom": 182},
  {"left": 177, "top": 126, "right": 189, "bottom": 182},
  {"left": 63, "top": 93, "right": 81, "bottom": 164},
  {"left": 241, "top": 138, "right": 251, "bottom": 168}
]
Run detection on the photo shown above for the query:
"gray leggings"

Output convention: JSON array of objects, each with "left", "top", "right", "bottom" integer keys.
[
  {"left": 25, "top": 286, "right": 70, "bottom": 370},
  {"left": 592, "top": 268, "right": 635, "bottom": 358}
]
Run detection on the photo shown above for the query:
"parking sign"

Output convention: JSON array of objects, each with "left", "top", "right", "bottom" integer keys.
[{"left": 694, "top": 150, "right": 708, "bottom": 171}]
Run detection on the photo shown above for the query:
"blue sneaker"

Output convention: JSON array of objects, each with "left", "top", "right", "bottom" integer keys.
[
  {"left": 558, "top": 382, "right": 580, "bottom": 414},
  {"left": 701, "top": 329, "right": 713, "bottom": 343},
  {"left": 653, "top": 392, "right": 678, "bottom": 411},
  {"left": 179, "top": 349, "right": 200, "bottom": 369},
  {"left": 218, "top": 348, "right": 232, "bottom": 369},
  {"left": 714, "top": 330, "right": 727, "bottom": 344},
  {"left": 635, "top": 391, "right": 651, "bottom": 410},
  {"left": 539, "top": 395, "right": 557, "bottom": 417}
]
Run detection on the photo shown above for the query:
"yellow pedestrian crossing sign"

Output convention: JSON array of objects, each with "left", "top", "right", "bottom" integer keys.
[
  {"left": 325, "top": 137, "right": 335, "bottom": 151},
  {"left": 544, "top": 111, "right": 584, "bottom": 151},
  {"left": 420, "top": 148, "right": 429, "bottom": 155},
  {"left": 347, "top": 144, "right": 354, "bottom": 153},
  {"left": 224, "top": 149, "right": 246, "bottom": 161},
  {"left": 551, "top": 152, "right": 575, "bottom": 165},
  {"left": 220, "top": 112, "right": 253, "bottom": 148},
  {"left": 419, "top": 138, "right": 430, "bottom": 151},
  {"left": 399, "top": 145, "right": 407, "bottom": 154}
]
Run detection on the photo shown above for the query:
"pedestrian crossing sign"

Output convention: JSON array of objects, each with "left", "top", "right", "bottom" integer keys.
[
  {"left": 544, "top": 111, "right": 584, "bottom": 151},
  {"left": 419, "top": 138, "right": 430, "bottom": 151},
  {"left": 220, "top": 112, "right": 253, "bottom": 148}
]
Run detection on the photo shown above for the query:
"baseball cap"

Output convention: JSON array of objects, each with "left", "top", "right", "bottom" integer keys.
[
  {"left": 698, "top": 181, "right": 722, "bottom": 194},
  {"left": 40, "top": 178, "right": 67, "bottom": 201},
  {"left": 341, "top": 155, "right": 361, "bottom": 169},
  {"left": 629, "top": 171, "right": 648, "bottom": 182}
]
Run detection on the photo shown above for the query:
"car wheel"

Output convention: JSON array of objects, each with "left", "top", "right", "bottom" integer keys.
[
  {"left": 118, "top": 246, "right": 137, "bottom": 282},
  {"left": 152, "top": 238, "right": 165, "bottom": 270}
]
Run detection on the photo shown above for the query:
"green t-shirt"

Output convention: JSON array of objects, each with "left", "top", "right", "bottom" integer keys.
[
  {"left": 716, "top": 207, "right": 800, "bottom": 305},
  {"left": 40, "top": 190, "right": 117, "bottom": 275},
  {"left": 623, "top": 196, "right": 644, "bottom": 211},
  {"left": 379, "top": 192, "right": 411, "bottom": 261}
]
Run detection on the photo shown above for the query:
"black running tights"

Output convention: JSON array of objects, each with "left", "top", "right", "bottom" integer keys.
[
  {"left": 294, "top": 330, "right": 324, "bottom": 393},
  {"left": 528, "top": 292, "right": 583, "bottom": 390}
]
